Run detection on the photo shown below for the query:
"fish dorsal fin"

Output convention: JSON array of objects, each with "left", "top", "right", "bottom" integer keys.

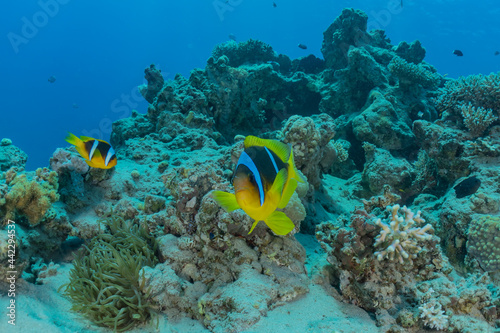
[
  {"left": 80, "top": 136, "right": 112, "bottom": 146},
  {"left": 80, "top": 135, "right": 95, "bottom": 142},
  {"left": 244, "top": 136, "right": 290, "bottom": 163}
]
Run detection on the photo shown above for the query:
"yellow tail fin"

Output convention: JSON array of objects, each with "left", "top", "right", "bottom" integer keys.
[
  {"left": 65, "top": 132, "right": 89, "bottom": 160},
  {"left": 65, "top": 132, "right": 81, "bottom": 146}
]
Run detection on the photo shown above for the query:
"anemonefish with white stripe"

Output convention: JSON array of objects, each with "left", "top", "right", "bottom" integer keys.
[
  {"left": 212, "top": 136, "right": 304, "bottom": 235},
  {"left": 65, "top": 133, "right": 117, "bottom": 169}
]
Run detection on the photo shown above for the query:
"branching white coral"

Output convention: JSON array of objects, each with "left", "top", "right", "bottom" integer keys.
[
  {"left": 419, "top": 299, "right": 449, "bottom": 330},
  {"left": 373, "top": 204, "right": 433, "bottom": 264}
]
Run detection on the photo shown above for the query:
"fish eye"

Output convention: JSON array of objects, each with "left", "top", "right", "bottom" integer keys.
[{"left": 249, "top": 173, "right": 255, "bottom": 183}]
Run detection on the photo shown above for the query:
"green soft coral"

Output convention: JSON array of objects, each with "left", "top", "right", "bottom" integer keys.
[
  {"left": 60, "top": 216, "right": 158, "bottom": 332},
  {"left": 2, "top": 168, "right": 59, "bottom": 226}
]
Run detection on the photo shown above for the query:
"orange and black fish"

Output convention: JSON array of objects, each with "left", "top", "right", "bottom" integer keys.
[
  {"left": 65, "top": 133, "right": 117, "bottom": 169},
  {"left": 212, "top": 136, "right": 304, "bottom": 235}
]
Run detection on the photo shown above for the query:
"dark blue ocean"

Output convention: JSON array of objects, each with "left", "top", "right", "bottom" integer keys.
[{"left": 1, "top": 0, "right": 499, "bottom": 170}]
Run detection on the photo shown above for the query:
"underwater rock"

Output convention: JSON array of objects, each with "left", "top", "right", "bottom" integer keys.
[
  {"left": 321, "top": 8, "right": 370, "bottom": 70},
  {"left": 290, "top": 54, "right": 325, "bottom": 74},
  {"left": 0, "top": 138, "right": 12, "bottom": 146},
  {"left": 111, "top": 110, "right": 155, "bottom": 146},
  {"left": 139, "top": 64, "right": 164, "bottom": 104},
  {"left": 394, "top": 40, "right": 426, "bottom": 64},
  {"left": 413, "top": 120, "right": 470, "bottom": 187},
  {"left": 352, "top": 91, "right": 415, "bottom": 150},
  {"left": 0, "top": 142, "right": 27, "bottom": 171},
  {"left": 361, "top": 144, "right": 413, "bottom": 195},
  {"left": 211, "top": 39, "right": 278, "bottom": 68}
]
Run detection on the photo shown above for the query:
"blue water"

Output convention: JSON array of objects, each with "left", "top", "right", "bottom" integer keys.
[{"left": 1, "top": 0, "right": 499, "bottom": 170}]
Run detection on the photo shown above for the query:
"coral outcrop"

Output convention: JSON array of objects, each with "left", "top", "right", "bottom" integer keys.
[{"left": 0, "top": 139, "right": 27, "bottom": 171}]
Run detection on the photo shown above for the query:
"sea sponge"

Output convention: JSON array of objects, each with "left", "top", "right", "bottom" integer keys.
[
  {"left": 3, "top": 169, "right": 59, "bottom": 226},
  {"left": 60, "top": 216, "right": 158, "bottom": 332}
]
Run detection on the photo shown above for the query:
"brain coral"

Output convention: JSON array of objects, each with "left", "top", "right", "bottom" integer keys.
[{"left": 467, "top": 215, "right": 500, "bottom": 271}]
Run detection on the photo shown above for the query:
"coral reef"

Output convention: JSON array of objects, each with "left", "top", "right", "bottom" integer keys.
[
  {"left": 1, "top": 167, "right": 59, "bottom": 226},
  {"left": 388, "top": 56, "right": 440, "bottom": 89},
  {"left": 0, "top": 139, "right": 27, "bottom": 171},
  {"left": 419, "top": 298, "right": 449, "bottom": 330},
  {"left": 460, "top": 102, "right": 497, "bottom": 136},
  {"left": 467, "top": 215, "right": 500, "bottom": 272},
  {"left": 5, "top": 6, "right": 500, "bottom": 333},
  {"left": 435, "top": 72, "right": 500, "bottom": 116}
]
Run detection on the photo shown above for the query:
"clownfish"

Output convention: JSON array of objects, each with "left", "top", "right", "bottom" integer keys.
[
  {"left": 212, "top": 136, "right": 304, "bottom": 235},
  {"left": 65, "top": 133, "right": 117, "bottom": 169}
]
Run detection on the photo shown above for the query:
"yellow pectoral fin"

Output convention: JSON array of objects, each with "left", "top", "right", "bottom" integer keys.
[
  {"left": 278, "top": 178, "right": 298, "bottom": 209},
  {"left": 264, "top": 211, "right": 295, "bottom": 235},
  {"left": 212, "top": 191, "right": 240, "bottom": 212}
]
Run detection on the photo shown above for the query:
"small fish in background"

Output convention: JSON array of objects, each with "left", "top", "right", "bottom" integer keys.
[
  {"left": 401, "top": 0, "right": 403, "bottom": 7},
  {"left": 495, "top": 51, "right": 500, "bottom": 56},
  {"left": 298, "top": 43, "right": 307, "bottom": 50},
  {"left": 48, "top": 75, "right": 56, "bottom": 83},
  {"left": 454, "top": 176, "right": 481, "bottom": 198},
  {"left": 228, "top": 33, "right": 236, "bottom": 41},
  {"left": 65, "top": 132, "right": 117, "bottom": 169},
  {"left": 453, "top": 49, "right": 464, "bottom": 56},
  {"left": 212, "top": 136, "right": 305, "bottom": 235},
  {"left": 72, "top": 103, "right": 79, "bottom": 109},
  {"left": 273, "top": 2, "right": 277, "bottom": 8}
]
